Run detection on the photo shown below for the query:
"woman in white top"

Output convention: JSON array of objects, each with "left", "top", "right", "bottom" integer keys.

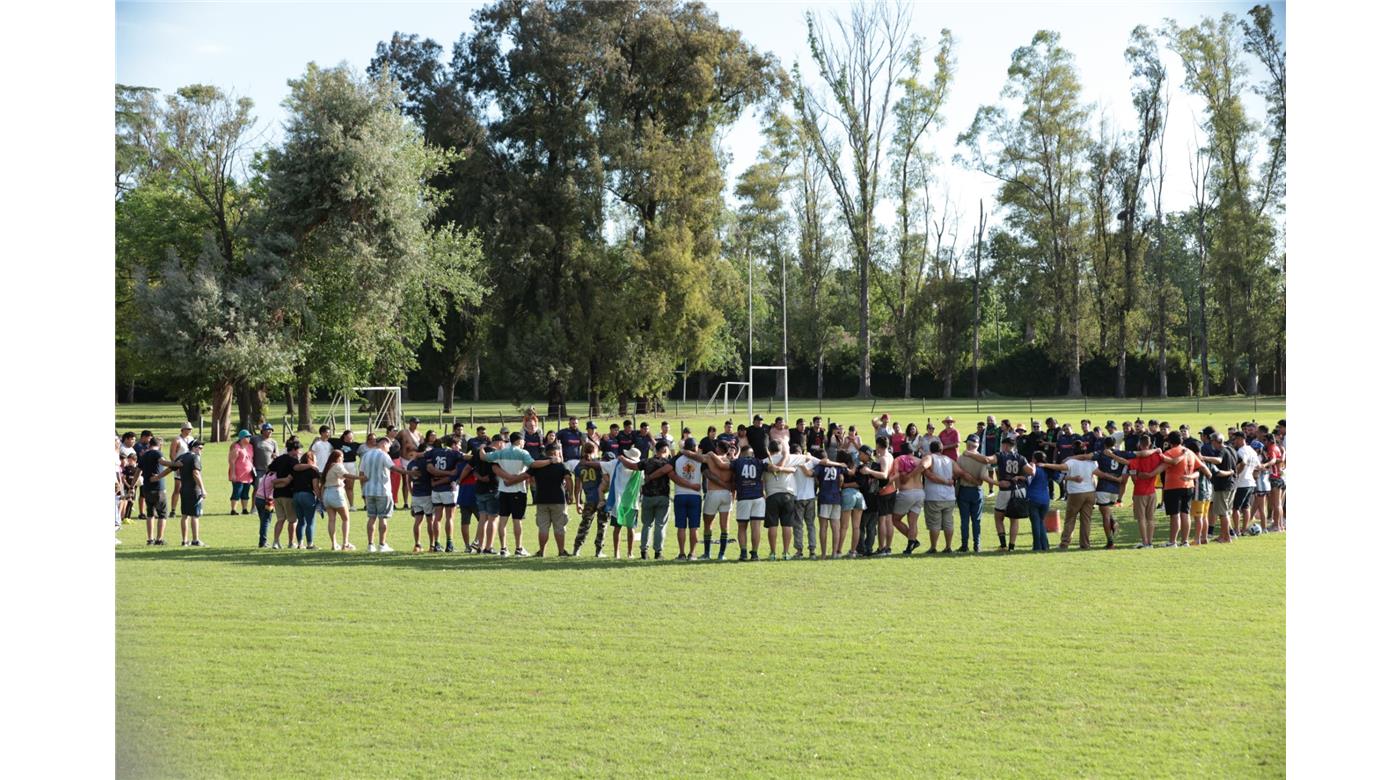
[{"left": 319, "top": 450, "right": 354, "bottom": 551}]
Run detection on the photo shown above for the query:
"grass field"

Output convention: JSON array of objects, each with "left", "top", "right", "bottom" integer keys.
[{"left": 116, "top": 397, "right": 1285, "bottom": 777}]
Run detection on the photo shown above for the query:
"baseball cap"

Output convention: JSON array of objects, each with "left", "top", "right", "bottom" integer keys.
[
  {"left": 965, "top": 434, "right": 980, "bottom": 443},
  {"left": 188, "top": 439, "right": 204, "bottom": 448},
  {"left": 586, "top": 421, "right": 597, "bottom": 429},
  {"left": 260, "top": 422, "right": 274, "bottom": 431},
  {"left": 753, "top": 414, "right": 764, "bottom": 422},
  {"left": 1003, "top": 436, "right": 1017, "bottom": 444},
  {"left": 407, "top": 416, "right": 420, "bottom": 423}
]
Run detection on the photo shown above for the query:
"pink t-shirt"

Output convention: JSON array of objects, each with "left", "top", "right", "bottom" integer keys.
[
  {"left": 230, "top": 442, "right": 254, "bottom": 482},
  {"left": 939, "top": 428, "right": 960, "bottom": 451}
]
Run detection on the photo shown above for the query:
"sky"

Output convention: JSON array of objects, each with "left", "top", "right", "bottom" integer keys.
[{"left": 116, "top": 0, "right": 1283, "bottom": 248}]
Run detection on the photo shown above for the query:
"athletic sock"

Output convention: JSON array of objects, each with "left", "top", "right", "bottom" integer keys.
[
  {"left": 902, "top": 538, "right": 916, "bottom": 554},
  {"left": 998, "top": 531, "right": 1007, "bottom": 548},
  {"left": 704, "top": 532, "right": 713, "bottom": 556},
  {"left": 718, "top": 533, "right": 728, "bottom": 557}
]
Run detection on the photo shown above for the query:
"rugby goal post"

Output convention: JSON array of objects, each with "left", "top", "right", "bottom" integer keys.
[
  {"left": 748, "top": 365, "right": 789, "bottom": 423},
  {"left": 321, "top": 387, "right": 403, "bottom": 438},
  {"left": 704, "top": 381, "right": 751, "bottom": 416}
]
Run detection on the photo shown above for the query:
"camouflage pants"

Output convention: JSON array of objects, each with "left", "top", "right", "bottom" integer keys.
[{"left": 572, "top": 501, "right": 606, "bottom": 554}]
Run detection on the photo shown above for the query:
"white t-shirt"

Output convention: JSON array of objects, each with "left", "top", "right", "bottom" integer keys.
[
  {"left": 1234, "top": 445, "right": 1260, "bottom": 490},
  {"left": 762, "top": 452, "right": 796, "bottom": 496},
  {"left": 359, "top": 448, "right": 393, "bottom": 497},
  {"left": 1066, "top": 458, "right": 1098, "bottom": 495},
  {"left": 922, "top": 455, "right": 956, "bottom": 502},
  {"left": 792, "top": 454, "right": 817, "bottom": 500},
  {"left": 310, "top": 438, "right": 334, "bottom": 470},
  {"left": 673, "top": 455, "right": 702, "bottom": 497}
]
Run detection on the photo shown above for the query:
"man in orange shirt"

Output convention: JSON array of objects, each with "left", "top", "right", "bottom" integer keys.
[
  {"left": 1105, "top": 443, "right": 1174, "bottom": 548},
  {"left": 1159, "top": 432, "right": 1199, "bottom": 546}
]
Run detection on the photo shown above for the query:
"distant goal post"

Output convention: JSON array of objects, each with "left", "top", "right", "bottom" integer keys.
[
  {"left": 704, "top": 381, "right": 751, "bottom": 416},
  {"left": 321, "top": 387, "right": 404, "bottom": 438}
]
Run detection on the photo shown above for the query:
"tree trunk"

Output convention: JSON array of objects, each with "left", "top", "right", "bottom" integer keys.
[
  {"left": 697, "top": 371, "right": 710, "bottom": 403},
  {"left": 296, "top": 381, "right": 312, "bottom": 431},
  {"left": 548, "top": 379, "right": 567, "bottom": 419},
  {"left": 903, "top": 367, "right": 912, "bottom": 400},
  {"left": 857, "top": 246, "right": 872, "bottom": 399},
  {"left": 472, "top": 356, "right": 481, "bottom": 402},
  {"left": 1157, "top": 332, "right": 1168, "bottom": 398},
  {"left": 210, "top": 380, "right": 234, "bottom": 442},
  {"left": 181, "top": 400, "right": 202, "bottom": 432},
  {"left": 816, "top": 353, "right": 825, "bottom": 401},
  {"left": 126, "top": 379, "right": 136, "bottom": 405},
  {"left": 283, "top": 385, "right": 295, "bottom": 419},
  {"left": 235, "top": 381, "right": 254, "bottom": 433},
  {"left": 942, "top": 372, "right": 953, "bottom": 399}
]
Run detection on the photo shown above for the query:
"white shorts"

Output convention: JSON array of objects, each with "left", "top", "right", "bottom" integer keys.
[
  {"left": 736, "top": 498, "right": 765, "bottom": 521},
  {"left": 994, "top": 490, "right": 1012, "bottom": 511},
  {"left": 818, "top": 503, "right": 841, "bottom": 521},
  {"left": 411, "top": 495, "right": 434, "bottom": 516},
  {"left": 564, "top": 459, "right": 579, "bottom": 474},
  {"left": 432, "top": 488, "right": 458, "bottom": 506},
  {"left": 342, "top": 462, "right": 358, "bottom": 477},
  {"left": 703, "top": 489, "right": 733, "bottom": 515},
  {"left": 1094, "top": 491, "right": 1119, "bottom": 506}
]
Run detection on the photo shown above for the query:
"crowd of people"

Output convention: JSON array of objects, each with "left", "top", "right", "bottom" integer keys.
[{"left": 115, "top": 410, "right": 1286, "bottom": 558}]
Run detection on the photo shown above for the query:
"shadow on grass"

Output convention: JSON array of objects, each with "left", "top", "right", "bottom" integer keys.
[{"left": 115, "top": 539, "right": 1155, "bottom": 573}]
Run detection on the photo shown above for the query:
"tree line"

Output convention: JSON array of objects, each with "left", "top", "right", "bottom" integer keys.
[{"left": 115, "top": 0, "right": 1285, "bottom": 440}]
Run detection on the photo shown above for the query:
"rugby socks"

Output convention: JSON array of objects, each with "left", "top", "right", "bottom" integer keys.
[
  {"left": 998, "top": 531, "right": 1008, "bottom": 548},
  {"left": 704, "top": 532, "right": 713, "bottom": 557}
]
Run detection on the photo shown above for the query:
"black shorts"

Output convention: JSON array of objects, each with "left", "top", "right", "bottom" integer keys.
[
  {"left": 876, "top": 492, "right": 896, "bottom": 516},
  {"left": 1231, "top": 487, "right": 1254, "bottom": 511},
  {"left": 141, "top": 487, "right": 167, "bottom": 519},
  {"left": 1163, "top": 488, "right": 1192, "bottom": 515},
  {"left": 765, "top": 493, "right": 795, "bottom": 529},
  {"left": 499, "top": 491, "right": 527, "bottom": 520},
  {"left": 1271, "top": 477, "right": 1286, "bottom": 491}
]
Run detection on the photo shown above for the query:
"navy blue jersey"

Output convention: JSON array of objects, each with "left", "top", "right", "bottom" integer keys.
[
  {"left": 716, "top": 432, "right": 737, "bottom": 449},
  {"left": 558, "top": 429, "right": 584, "bottom": 461},
  {"left": 995, "top": 451, "right": 1028, "bottom": 486},
  {"left": 407, "top": 457, "right": 434, "bottom": 496},
  {"left": 731, "top": 456, "right": 766, "bottom": 500},
  {"left": 817, "top": 463, "right": 843, "bottom": 504},
  {"left": 522, "top": 430, "right": 544, "bottom": 459},
  {"left": 1095, "top": 452, "right": 1126, "bottom": 494},
  {"left": 1055, "top": 432, "right": 1076, "bottom": 462}
]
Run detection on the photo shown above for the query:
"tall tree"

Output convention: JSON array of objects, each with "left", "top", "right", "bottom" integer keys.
[
  {"left": 262, "top": 63, "right": 484, "bottom": 427},
  {"left": 795, "top": 0, "right": 913, "bottom": 398},
  {"left": 960, "top": 30, "right": 1092, "bottom": 395}
]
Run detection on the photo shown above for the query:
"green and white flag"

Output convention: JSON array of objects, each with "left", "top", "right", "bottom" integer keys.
[{"left": 611, "top": 461, "right": 642, "bottom": 528}]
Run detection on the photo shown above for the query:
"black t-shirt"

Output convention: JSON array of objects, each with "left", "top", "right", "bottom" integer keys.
[
  {"left": 138, "top": 449, "right": 165, "bottom": 487},
  {"left": 530, "top": 462, "right": 569, "bottom": 504},
  {"left": 269, "top": 453, "right": 298, "bottom": 498},
  {"left": 290, "top": 461, "right": 317, "bottom": 493},
  {"left": 472, "top": 449, "right": 498, "bottom": 492},
  {"left": 1212, "top": 446, "right": 1238, "bottom": 491},
  {"left": 176, "top": 452, "right": 201, "bottom": 486},
  {"left": 336, "top": 440, "right": 361, "bottom": 463},
  {"left": 641, "top": 457, "right": 670, "bottom": 498},
  {"left": 636, "top": 433, "right": 653, "bottom": 460},
  {"left": 748, "top": 425, "right": 769, "bottom": 459},
  {"left": 699, "top": 436, "right": 717, "bottom": 454}
]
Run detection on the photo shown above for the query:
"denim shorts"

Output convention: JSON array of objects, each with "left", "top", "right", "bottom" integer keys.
[
  {"left": 476, "top": 490, "right": 500, "bottom": 516},
  {"left": 230, "top": 481, "right": 253, "bottom": 501},
  {"left": 840, "top": 488, "right": 865, "bottom": 511},
  {"left": 364, "top": 494, "right": 393, "bottom": 518}
]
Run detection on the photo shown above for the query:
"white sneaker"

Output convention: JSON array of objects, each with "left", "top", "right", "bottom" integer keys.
[
  {"left": 368, "top": 543, "right": 378, "bottom": 552},
  {"left": 342, "top": 542, "right": 355, "bottom": 551},
  {"left": 514, "top": 547, "right": 529, "bottom": 557},
  {"left": 378, "top": 544, "right": 394, "bottom": 553},
  {"left": 331, "top": 543, "right": 341, "bottom": 551}
]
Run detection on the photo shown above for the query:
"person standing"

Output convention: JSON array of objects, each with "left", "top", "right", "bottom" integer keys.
[
  {"left": 1207, "top": 432, "right": 1239, "bottom": 543},
  {"left": 169, "top": 422, "right": 193, "bottom": 519},
  {"left": 137, "top": 436, "right": 172, "bottom": 545},
  {"left": 698, "top": 442, "right": 737, "bottom": 560},
  {"left": 358, "top": 435, "right": 405, "bottom": 552},
  {"left": 285, "top": 448, "right": 321, "bottom": 549},
  {"left": 921, "top": 441, "right": 970, "bottom": 554},
  {"left": 470, "top": 436, "right": 506, "bottom": 554},
  {"left": 671, "top": 441, "right": 704, "bottom": 560},
  {"left": 426, "top": 434, "right": 467, "bottom": 552},
  {"left": 993, "top": 437, "right": 1030, "bottom": 552},
  {"left": 160, "top": 439, "right": 207, "bottom": 547},
  {"left": 1160, "top": 432, "right": 1200, "bottom": 547},
  {"left": 254, "top": 469, "right": 276, "bottom": 548},
  {"left": 790, "top": 444, "right": 820, "bottom": 559},
  {"left": 251, "top": 422, "right": 278, "bottom": 480},
  {"left": 1104, "top": 445, "right": 1168, "bottom": 548},
  {"left": 1038, "top": 443, "right": 1099, "bottom": 550},
  {"left": 335, "top": 430, "right": 362, "bottom": 513},
  {"left": 721, "top": 444, "right": 767, "bottom": 561},
  {"left": 1092, "top": 444, "right": 1128, "bottom": 548},
  {"left": 310, "top": 426, "right": 335, "bottom": 478},
  {"left": 570, "top": 441, "right": 610, "bottom": 557},
  {"left": 1229, "top": 431, "right": 1260, "bottom": 537},
  {"left": 320, "top": 449, "right": 353, "bottom": 551},
  {"left": 813, "top": 447, "right": 845, "bottom": 558},
  {"left": 1024, "top": 452, "right": 1052, "bottom": 552},
  {"left": 484, "top": 432, "right": 535, "bottom": 557},
  {"left": 404, "top": 444, "right": 434, "bottom": 553},
  {"left": 955, "top": 435, "right": 996, "bottom": 553},
  {"left": 890, "top": 444, "right": 925, "bottom": 555},
  {"left": 267, "top": 439, "right": 302, "bottom": 549},
  {"left": 938, "top": 417, "right": 960, "bottom": 454},
  {"left": 228, "top": 430, "right": 254, "bottom": 515},
  {"left": 759, "top": 440, "right": 799, "bottom": 560},
  {"left": 862, "top": 437, "right": 896, "bottom": 556}
]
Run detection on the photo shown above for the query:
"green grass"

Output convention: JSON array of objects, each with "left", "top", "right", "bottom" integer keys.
[{"left": 116, "top": 397, "right": 1284, "bottom": 778}]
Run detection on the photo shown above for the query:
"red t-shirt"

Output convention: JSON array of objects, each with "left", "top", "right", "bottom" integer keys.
[
  {"left": 939, "top": 428, "right": 960, "bottom": 452},
  {"left": 1128, "top": 452, "right": 1164, "bottom": 496},
  {"left": 1267, "top": 444, "right": 1284, "bottom": 478}
]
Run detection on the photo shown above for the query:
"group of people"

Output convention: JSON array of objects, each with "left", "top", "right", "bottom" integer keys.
[{"left": 116, "top": 409, "right": 1286, "bottom": 559}]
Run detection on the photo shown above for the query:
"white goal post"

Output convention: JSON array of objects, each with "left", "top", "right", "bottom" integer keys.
[
  {"left": 704, "top": 381, "right": 751, "bottom": 416},
  {"left": 748, "top": 365, "right": 789, "bottom": 423},
  {"left": 321, "top": 387, "right": 404, "bottom": 438}
]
